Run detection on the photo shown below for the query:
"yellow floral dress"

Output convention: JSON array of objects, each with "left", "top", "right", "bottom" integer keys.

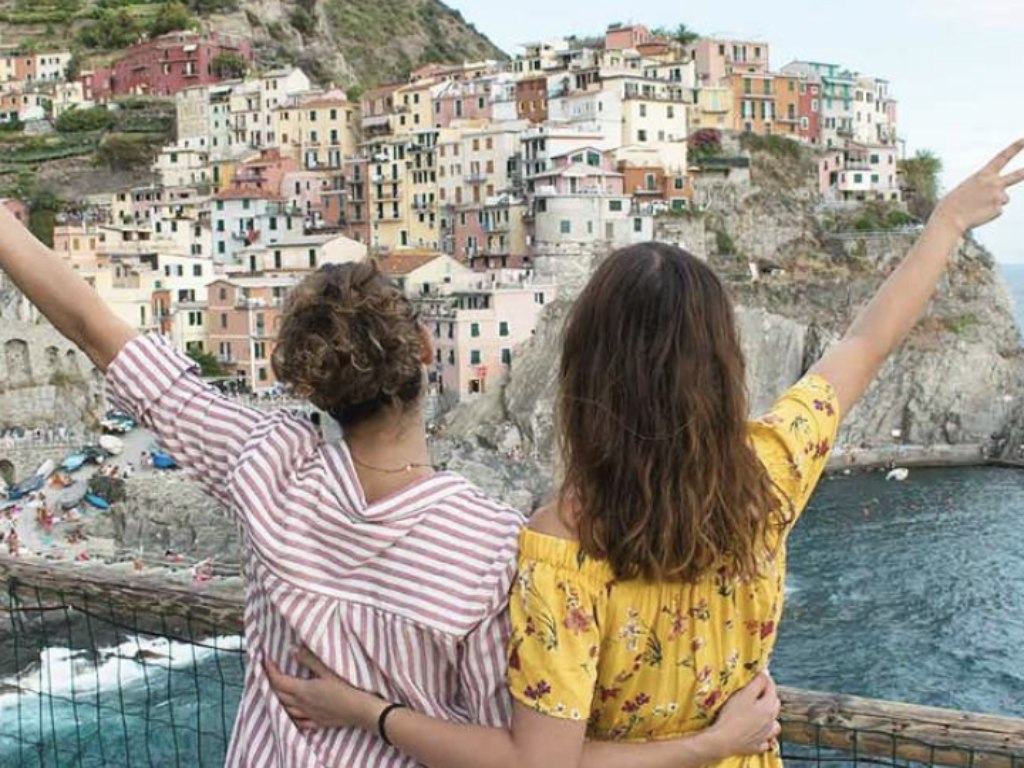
[{"left": 508, "top": 375, "right": 840, "bottom": 768}]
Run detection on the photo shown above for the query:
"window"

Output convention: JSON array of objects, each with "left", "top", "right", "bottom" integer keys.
[
  {"left": 609, "top": 199, "right": 623, "bottom": 212},
  {"left": 273, "top": 250, "right": 282, "bottom": 269},
  {"left": 534, "top": 292, "right": 545, "bottom": 305},
  {"left": 637, "top": 130, "right": 647, "bottom": 142},
  {"left": 501, "top": 348, "right": 511, "bottom": 365},
  {"left": 269, "top": 216, "right": 277, "bottom": 231},
  {"left": 470, "top": 350, "right": 481, "bottom": 365},
  {"left": 309, "top": 249, "right": 317, "bottom": 268},
  {"left": 499, "top": 321, "right": 509, "bottom": 337},
  {"left": 220, "top": 313, "right": 228, "bottom": 328},
  {"left": 448, "top": 350, "right": 455, "bottom": 364},
  {"left": 854, "top": 174, "right": 864, "bottom": 183},
  {"left": 633, "top": 217, "right": 643, "bottom": 233},
  {"left": 258, "top": 368, "right": 268, "bottom": 382},
  {"left": 871, "top": 174, "right": 880, "bottom": 183},
  {"left": 559, "top": 220, "right": 571, "bottom": 234},
  {"left": 674, "top": 176, "right": 685, "bottom": 190},
  {"left": 470, "top": 322, "right": 480, "bottom": 338},
  {"left": 639, "top": 104, "right": 647, "bottom": 117},
  {"left": 870, "top": 154, "right": 880, "bottom": 164},
  {"left": 193, "top": 264, "right": 202, "bottom": 277},
  {"left": 219, "top": 287, "right": 227, "bottom": 300},
  {"left": 254, "top": 342, "right": 266, "bottom": 360}
]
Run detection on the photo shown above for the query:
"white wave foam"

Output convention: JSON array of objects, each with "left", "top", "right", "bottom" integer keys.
[{"left": 0, "top": 634, "right": 243, "bottom": 710}]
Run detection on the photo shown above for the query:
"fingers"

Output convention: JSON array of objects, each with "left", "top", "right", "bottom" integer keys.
[
  {"left": 1002, "top": 168, "right": 1024, "bottom": 188},
  {"left": 759, "top": 670, "right": 777, "bottom": 700},
  {"left": 294, "top": 645, "right": 333, "bottom": 679},
  {"left": 985, "top": 139, "right": 1024, "bottom": 174},
  {"left": 264, "top": 658, "right": 301, "bottom": 696}
]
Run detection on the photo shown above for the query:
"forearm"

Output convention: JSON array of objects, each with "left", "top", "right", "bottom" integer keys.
[
  {"left": 0, "top": 206, "right": 134, "bottom": 369},
  {"left": 377, "top": 709, "right": 521, "bottom": 768}
]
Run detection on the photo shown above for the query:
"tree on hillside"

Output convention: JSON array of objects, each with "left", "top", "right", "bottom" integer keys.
[
  {"left": 55, "top": 105, "right": 116, "bottom": 133},
  {"left": 148, "top": 1, "right": 197, "bottom": 38},
  {"left": 211, "top": 52, "right": 248, "bottom": 79},
  {"left": 77, "top": 9, "right": 143, "bottom": 50},
  {"left": 898, "top": 150, "right": 942, "bottom": 220}
]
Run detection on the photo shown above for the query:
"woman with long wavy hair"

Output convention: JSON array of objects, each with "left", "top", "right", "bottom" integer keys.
[{"left": 267, "top": 142, "right": 1024, "bottom": 767}]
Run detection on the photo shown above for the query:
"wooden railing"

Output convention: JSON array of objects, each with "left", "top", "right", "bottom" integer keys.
[{"left": 2, "top": 556, "right": 1022, "bottom": 768}]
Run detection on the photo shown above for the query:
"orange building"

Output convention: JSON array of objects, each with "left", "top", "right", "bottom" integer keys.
[
  {"left": 618, "top": 162, "right": 692, "bottom": 209},
  {"left": 727, "top": 72, "right": 776, "bottom": 133},
  {"left": 773, "top": 74, "right": 802, "bottom": 138}
]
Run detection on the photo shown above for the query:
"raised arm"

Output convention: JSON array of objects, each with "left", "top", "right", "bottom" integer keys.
[
  {"left": 812, "top": 140, "right": 1024, "bottom": 416},
  {"left": 266, "top": 651, "right": 781, "bottom": 768},
  {"left": 0, "top": 205, "right": 135, "bottom": 370}
]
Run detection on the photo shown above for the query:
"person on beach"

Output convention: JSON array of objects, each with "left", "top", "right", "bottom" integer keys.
[
  {"left": 0, "top": 227, "right": 780, "bottom": 766},
  {"left": 265, "top": 144, "right": 1024, "bottom": 767}
]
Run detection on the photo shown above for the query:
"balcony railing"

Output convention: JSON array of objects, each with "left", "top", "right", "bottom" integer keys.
[{"left": 464, "top": 173, "right": 487, "bottom": 184}]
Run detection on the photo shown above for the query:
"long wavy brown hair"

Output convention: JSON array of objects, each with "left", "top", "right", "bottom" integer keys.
[{"left": 558, "top": 243, "right": 782, "bottom": 582}]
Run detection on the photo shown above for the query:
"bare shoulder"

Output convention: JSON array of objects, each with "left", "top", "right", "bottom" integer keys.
[{"left": 528, "top": 501, "right": 579, "bottom": 541}]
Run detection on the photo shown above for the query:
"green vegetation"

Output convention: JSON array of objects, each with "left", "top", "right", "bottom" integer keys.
[
  {"left": 945, "top": 312, "right": 980, "bottom": 335},
  {"left": 739, "top": 132, "right": 803, "bottom": 161},
  {"left": 345, "top": 84, "right": 364, "bottom": 102},
  {"left": 652, "top": 23, "right": 699, "bottom": 46},
  {"left": 714, "top": 229, "right": 736, "bottom": 255},
  {"left": 688, "top": 128, "right": 722, "bottom": 163},
  {"left": 822, "top": 201, "right": 918, "bottom": 233},
  {"left": 0, "top": 133, "right": 100, "bottom": 164},
  {"left": 899, "top": 150, "right": 942, "bottom": 221},
  {"left": 147, "top": 0, "right": 196, "bottom": 37},
  {"left": 77, "top": 8, "right": 143, "bottom": 49},
  {"left": 55, "top": 105, "right": 117, "bottom": 133},
  {"left": 94, "top": 133, "right": 161, "bottom": 170},
  {"left": 288, "top": 6, "right": 316, "bottom": 37},
  {"left": 187, "top": 348, "right": 225, "bottom": 377},
  {"left": 211, "top": 51, "right": 247, "bottom": 78}
]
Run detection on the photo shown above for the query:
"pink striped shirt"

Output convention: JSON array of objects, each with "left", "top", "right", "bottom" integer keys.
[{"left": 106, "top": 335, "right": 525, "bottom": 767}]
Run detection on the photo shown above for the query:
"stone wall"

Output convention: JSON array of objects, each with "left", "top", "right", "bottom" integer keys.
[{"left": 0, "top": 276, "right": 105, "bottom": 430}]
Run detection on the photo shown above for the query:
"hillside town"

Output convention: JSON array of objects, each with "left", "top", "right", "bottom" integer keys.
[{"left": 0, "top": 23, "right": 902, "bottom": 409}]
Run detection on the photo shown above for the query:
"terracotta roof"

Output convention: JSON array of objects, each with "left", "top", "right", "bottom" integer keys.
[
  {"left": 213, "top": 188, "right": 284, "bottom": 201},
  {"left": 375, "top": 251, "right": 447, "bottom": 276}
]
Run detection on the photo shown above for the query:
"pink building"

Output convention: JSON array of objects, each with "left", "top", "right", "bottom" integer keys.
[
  {"left": 688, "top": 39, "right": 770, "bottom": 85},
  {"left": 86, "top": 31, "right": 253, "bottom": 101},
  {"left": 604, "top": 24, "right": 654, "bottom": 51},
  {"left": 433, "top": 79, "right": 493, "bottom": 128}
]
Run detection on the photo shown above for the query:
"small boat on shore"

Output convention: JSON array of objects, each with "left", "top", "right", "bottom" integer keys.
[{"left": 84, "top": 494, "right": 111, "bottom": 510}]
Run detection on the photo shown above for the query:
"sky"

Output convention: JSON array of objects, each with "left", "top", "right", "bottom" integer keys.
[{"left": 447, "top": 0, "right": 1024, "bottom": 263}]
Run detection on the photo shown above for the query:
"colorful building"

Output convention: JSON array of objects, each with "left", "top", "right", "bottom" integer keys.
[{"left": 85, "top": 32, "right": 254, "bottom": 101}]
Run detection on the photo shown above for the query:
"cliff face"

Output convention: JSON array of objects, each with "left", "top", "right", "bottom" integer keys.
[{"left": 441, "top": 146, "right": 1024, "bottom": 502}]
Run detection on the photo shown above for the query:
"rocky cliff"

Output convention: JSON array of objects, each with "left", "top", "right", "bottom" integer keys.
[{"left": 440, "top": 145, "right": 1024, "bottom": 501}]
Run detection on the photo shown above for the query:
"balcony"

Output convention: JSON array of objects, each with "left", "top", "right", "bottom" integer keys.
[
  {"left": 464, "top": 173, "right": 487, "bottom": 185},
  {"left": 634, "top": 185, "right": 662, "bottom": 196}
]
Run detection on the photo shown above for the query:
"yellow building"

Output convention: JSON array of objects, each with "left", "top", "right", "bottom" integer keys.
[
  {"left": 276, "top": 89, "right": 360, "bottom": 171},
  {"left": 394, "top": 79, "right": 437, "bottom": 136},
  {"left": 690, "top": 86, "right": 734, "bottom": 131}
]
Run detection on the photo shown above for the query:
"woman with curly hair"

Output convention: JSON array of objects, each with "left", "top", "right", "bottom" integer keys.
[
  {"left": 0, "top": 223, "right": 781, "bottom": 766},
  {"left": 266, "top": 144, "right": 1024, "bottom": 767}
]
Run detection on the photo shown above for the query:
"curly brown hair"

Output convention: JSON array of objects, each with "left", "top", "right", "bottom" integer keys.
[
  {"left": 272, "top": 261, "right": 424, "bottom": 427},
  {"left": 557, "top": 243, "right": 784, "bottom": 582}
]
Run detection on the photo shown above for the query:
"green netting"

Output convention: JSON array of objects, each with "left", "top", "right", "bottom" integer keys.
[{"left": 0, "top": 574, "right": 1019, "bottom": 768}]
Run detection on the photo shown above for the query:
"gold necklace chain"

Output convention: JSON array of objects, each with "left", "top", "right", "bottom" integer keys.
[{"left": 350, "top": 454, "right": 434, "bottom": 475}]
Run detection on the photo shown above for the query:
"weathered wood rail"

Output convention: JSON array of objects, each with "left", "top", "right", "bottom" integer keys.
[{"left": 2, "top": 557, "right": 1022, "bottom": 768}]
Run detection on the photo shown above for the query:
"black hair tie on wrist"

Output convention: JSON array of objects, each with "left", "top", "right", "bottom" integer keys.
[{"left": 378, "top": 702, "right": 407, "bottom": 746}]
